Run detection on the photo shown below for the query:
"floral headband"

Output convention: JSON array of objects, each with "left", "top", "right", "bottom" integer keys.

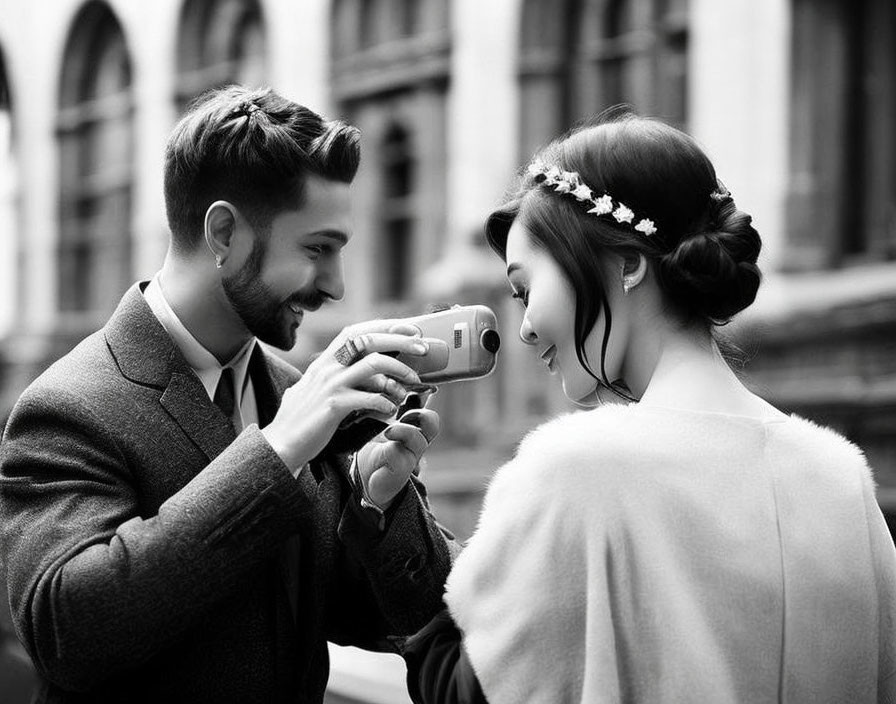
[{"left": 526, "top": 160, "right": 658, "bottom": 237}]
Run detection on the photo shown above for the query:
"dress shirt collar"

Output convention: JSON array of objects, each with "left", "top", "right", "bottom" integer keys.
[{"left": 143, "top": 274, "right": 256, "bottom": 403}]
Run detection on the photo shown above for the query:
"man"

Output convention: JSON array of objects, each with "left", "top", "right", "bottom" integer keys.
[
  {"left": 0, "top": 86, "right": 456, "bottom": 703},
  {"left": 0, "top": 620, "right": 35, "bottom": 703}
]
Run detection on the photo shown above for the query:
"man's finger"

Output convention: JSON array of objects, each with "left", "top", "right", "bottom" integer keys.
[
  {"left": 340, "top": 389, "right": 399, "bottom": 420},
  {"left": 383, "top": 423, "right": 428, "bottom": 458},
  {"left": 342, "top": 352, "right": 424, "bottom": 387},
  {"left": 356, "top": 375, "right": 408, "bottom": 408},
  {"left": 368, "top": 466, "right": 412, "bottom": 506},
  {"left": 340, "top": 318, "right": 418, "bottom": 340},
  {"left": 387, "top": 322, "right": 422, "bottom": 337},
  {"left": 357, "top": 332, "right": 429, "bottom": 357},
  {"left": 397, "top": 408, "right": 440, "bottom": 444}
]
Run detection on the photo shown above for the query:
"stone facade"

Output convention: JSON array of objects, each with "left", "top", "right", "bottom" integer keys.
[
  {"left": 0, "top": 0, "right": 895, "bottom": 675},
  {"left": 1, "top": 1, "right": 895, "bottom": 700}
]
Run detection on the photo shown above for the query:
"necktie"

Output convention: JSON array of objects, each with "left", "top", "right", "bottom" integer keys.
[{"left": 214, "top": 367, "right": 238, "bottom": 431}]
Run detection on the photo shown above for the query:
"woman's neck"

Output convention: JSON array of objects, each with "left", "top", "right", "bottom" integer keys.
[{"left": 633, "top": 326, "right": 782, "bottom": 419}]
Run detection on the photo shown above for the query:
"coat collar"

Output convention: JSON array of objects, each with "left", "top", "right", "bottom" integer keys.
[
  {"left": 104, "top": 282, "right": 187, "bottom": 389},
  {"left": 103, "top": 282, "right": 298, "bottom": 460}
]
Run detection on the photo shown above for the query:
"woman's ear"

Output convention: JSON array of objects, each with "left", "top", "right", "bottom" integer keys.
[
  {"left": 621, "top": 252, "right": 648, "bottom": 295},
  {"left": 204, "top": 200, "right": 239, "bottom": 268}
]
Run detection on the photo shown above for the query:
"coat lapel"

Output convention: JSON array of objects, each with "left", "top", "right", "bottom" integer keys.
[
  {"left": 103, "top": 282, "right": 237, "bottom": 463},
  {"left": 104, "top": 284, "right": 319, "bottom": 664},
  {"left": 160, "top": 372, "right": 235, "bottom": 460},
  {"left": 248, "top": 343, "right": 297, "bottom": 429}
]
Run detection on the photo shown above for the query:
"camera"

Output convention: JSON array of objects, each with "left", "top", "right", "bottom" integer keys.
[{"left": 396, "top": 305, "right": 501, "bottom": 384}]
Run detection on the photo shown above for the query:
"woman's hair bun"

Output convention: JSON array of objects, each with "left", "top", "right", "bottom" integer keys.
[{"left": 657, "top": 192, "right": 762, "bottom": 323}]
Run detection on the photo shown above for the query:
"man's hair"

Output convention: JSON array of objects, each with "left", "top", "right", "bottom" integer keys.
[{"left": 163, "top": 85, "right": 361, "bottom": 252}]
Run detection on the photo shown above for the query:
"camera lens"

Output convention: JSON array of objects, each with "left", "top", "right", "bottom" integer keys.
[{"left": 480, "top": 329, "right": 501, "bottom": 354}]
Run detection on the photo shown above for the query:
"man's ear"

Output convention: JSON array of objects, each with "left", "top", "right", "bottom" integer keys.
[
  {"left": 621, "top": 252, "right": 648, "bottom": 294},
  {"left": 204, "top": 200, "right": 239, "bottom": 268}
]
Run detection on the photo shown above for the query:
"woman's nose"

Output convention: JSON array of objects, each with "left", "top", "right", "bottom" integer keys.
[{"left": 519, "top": 316, "right": 537, "bottom": 345}]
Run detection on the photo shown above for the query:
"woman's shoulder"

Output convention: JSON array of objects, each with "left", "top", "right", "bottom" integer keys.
[
  {"left": 773, "top": 414, "right": 873, "bottom": 487},
  {"left": 778, "top": 413, "right": 866, "bottom": 457},
  {"left": 517, "top": 403, "right": 665, "bottom": 460},
  {"left": 493, "top": 404, "right": 652, "bottom": 492}
]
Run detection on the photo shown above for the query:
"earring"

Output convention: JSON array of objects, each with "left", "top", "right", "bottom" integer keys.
[
  {"left": 622, "top": 279, "right": 632, "bottom": 295},
  {"left": 215, "top": 256, "right": 222, "bottom": 269}
]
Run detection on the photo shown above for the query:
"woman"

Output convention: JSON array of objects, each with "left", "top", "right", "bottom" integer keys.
[{"left": 402, "top": 114, "right": 896, "bottom": 703}]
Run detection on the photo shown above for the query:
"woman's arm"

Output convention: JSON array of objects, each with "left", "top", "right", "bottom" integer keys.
[{"left": 402, "top": 608, "right": 487, "bottom": 704}]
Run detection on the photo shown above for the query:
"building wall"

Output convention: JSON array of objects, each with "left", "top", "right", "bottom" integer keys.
[
  {"left": 0, "top": 0, "right": 796, "bottom": 401},
  {"left": 0, "top": 0, "right": 892, "bottom": 540},
  {"left": 0, "top": 0, "right": 894, "bottom": 699}
]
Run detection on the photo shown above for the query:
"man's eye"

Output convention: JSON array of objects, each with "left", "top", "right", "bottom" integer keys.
[{"left": 306, "top": 245, "right": 325, "bottom": 257}]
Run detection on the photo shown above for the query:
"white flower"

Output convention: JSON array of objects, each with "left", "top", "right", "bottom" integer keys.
[
  {"left": 588, "top": 194, "right": 614, "bottom": 215},
  {"left": 613, "top": 204, "right": 634, "bottom": 224},
  {"left": 529, "top": 164, "right": 659, "bottom": 235},
  {"left": 527, "top": 161, "right": 545, "bottom": 178},
  {"left": 544, "top": 165, "right": 562, "bottom": 184},
  {"left": 634, "top": 219, "right": 657, "bottom": 236},
  {"left": 571, "top": 183, "right": 593, "bottom": 201},
  {"left": 554, "top": 179, "right": 572, "bottom": 194}
]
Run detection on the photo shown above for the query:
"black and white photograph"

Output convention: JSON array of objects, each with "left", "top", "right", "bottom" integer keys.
[{"left": 0, "top": 1, "right": 894, "bottom": 702}]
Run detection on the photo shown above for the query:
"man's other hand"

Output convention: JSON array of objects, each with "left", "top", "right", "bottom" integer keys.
[{"left": 355, "top": 407, "right": 440, "bottom": 510}]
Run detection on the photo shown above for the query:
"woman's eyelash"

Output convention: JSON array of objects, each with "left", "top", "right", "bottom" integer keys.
[{"left": 511, "top": 290, "right": 529, "bottom": 305}]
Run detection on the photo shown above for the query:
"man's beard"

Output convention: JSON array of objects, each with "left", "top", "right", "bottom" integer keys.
[{"left": 222, "top": 238, "right": 325, "bottom": 350}]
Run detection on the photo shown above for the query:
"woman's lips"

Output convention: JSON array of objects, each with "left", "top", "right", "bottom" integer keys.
[{"left": 540, "top": 345, "right": 557, "bottom": 372}]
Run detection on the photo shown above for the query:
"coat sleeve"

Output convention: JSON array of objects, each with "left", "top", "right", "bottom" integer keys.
[
  {"left": 0, "top": 386, "right": 316, "bottom": 692},
  {"left": 330, "top": 463, "right": 461, "bottom": 646},
  {"left": 321, "top": 400, "right": 461, "bottom": 643},
  {"left": 402, "top": 608, "right": 487, "bottom": 704}
]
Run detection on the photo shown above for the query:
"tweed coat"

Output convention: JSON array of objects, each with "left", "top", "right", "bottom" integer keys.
[{"left": 0, "top": 283, "right": 454, "bottom": 704}]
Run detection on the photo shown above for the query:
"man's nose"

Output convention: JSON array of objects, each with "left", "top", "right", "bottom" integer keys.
[{"left": 316, "top": 257, "right": 345, "bottom": 302}]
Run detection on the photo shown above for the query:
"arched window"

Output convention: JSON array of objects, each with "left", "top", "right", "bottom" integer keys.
[
  {"left": 333, "top": 0, "right": 360, "bottom": 58},
  {"left": 398, "top": 0, "right": 422, "bottom": 37},
  {"left": 0, "top": 46, "right": 11, "bottom": 152},
  {"left": 57, "top": 2, "right": 134, "bottom": 315},
  {"left": 332, "top": 0, "right": 451, "bottom": 95},
  {"left": 787, "top": 0, "right": 896, "bottom": 266},
  {"left": 518, "top": 0, "right": 578, "bottom": 159},
  {"left": 331, "top": 0, "right": 450, "bottom": 304},
  {"left": 358, "top": 0, "right": 382, "bottom": 49},
  {"left": 518, "top": 0, "right": 689, "bottom": 160},
  {"left": 176, "top": 0, "right": 268, "bottom": 111},
  {"left": 347, "top": 0, "right": 431, "bottom": 51},
  {"left": 594, "top": 0, "right": 639, "bottom": 108},
  {"left": 0, "top": 45, "right": 14, "bottom": 211},
  {"left": 656, "top": 0, "right": 688, "bottom": 127},
  {"left": 378, "top": 123, "right": 415, "bottom": 300},
  {"left": 0, "top": 46, "right": 17, "bottom": 334}
]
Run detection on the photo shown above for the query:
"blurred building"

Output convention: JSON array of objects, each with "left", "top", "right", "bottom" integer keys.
[{"left": 0, "top": 0, "right": 895, "bottom": 701}]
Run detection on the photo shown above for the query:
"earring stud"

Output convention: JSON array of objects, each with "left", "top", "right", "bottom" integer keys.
[{"left": 215, "top": 256, "right": 222, "bottom": 269}]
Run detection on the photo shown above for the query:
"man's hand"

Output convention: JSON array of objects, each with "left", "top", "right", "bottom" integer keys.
[
  {"left": 261, "top": 321, "right": 428, "bottom": 472},
  {"left": 355, "top": 407, "right": 440, "bottom": 510}
]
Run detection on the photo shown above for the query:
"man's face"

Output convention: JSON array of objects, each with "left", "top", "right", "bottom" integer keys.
[{"left": 222, "top": 175, "right": 352, "bottom": 350}]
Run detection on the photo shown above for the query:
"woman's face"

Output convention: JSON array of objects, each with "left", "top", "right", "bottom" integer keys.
[{"left": 505, "top": 220, "right": 615, "bottom": 403}]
